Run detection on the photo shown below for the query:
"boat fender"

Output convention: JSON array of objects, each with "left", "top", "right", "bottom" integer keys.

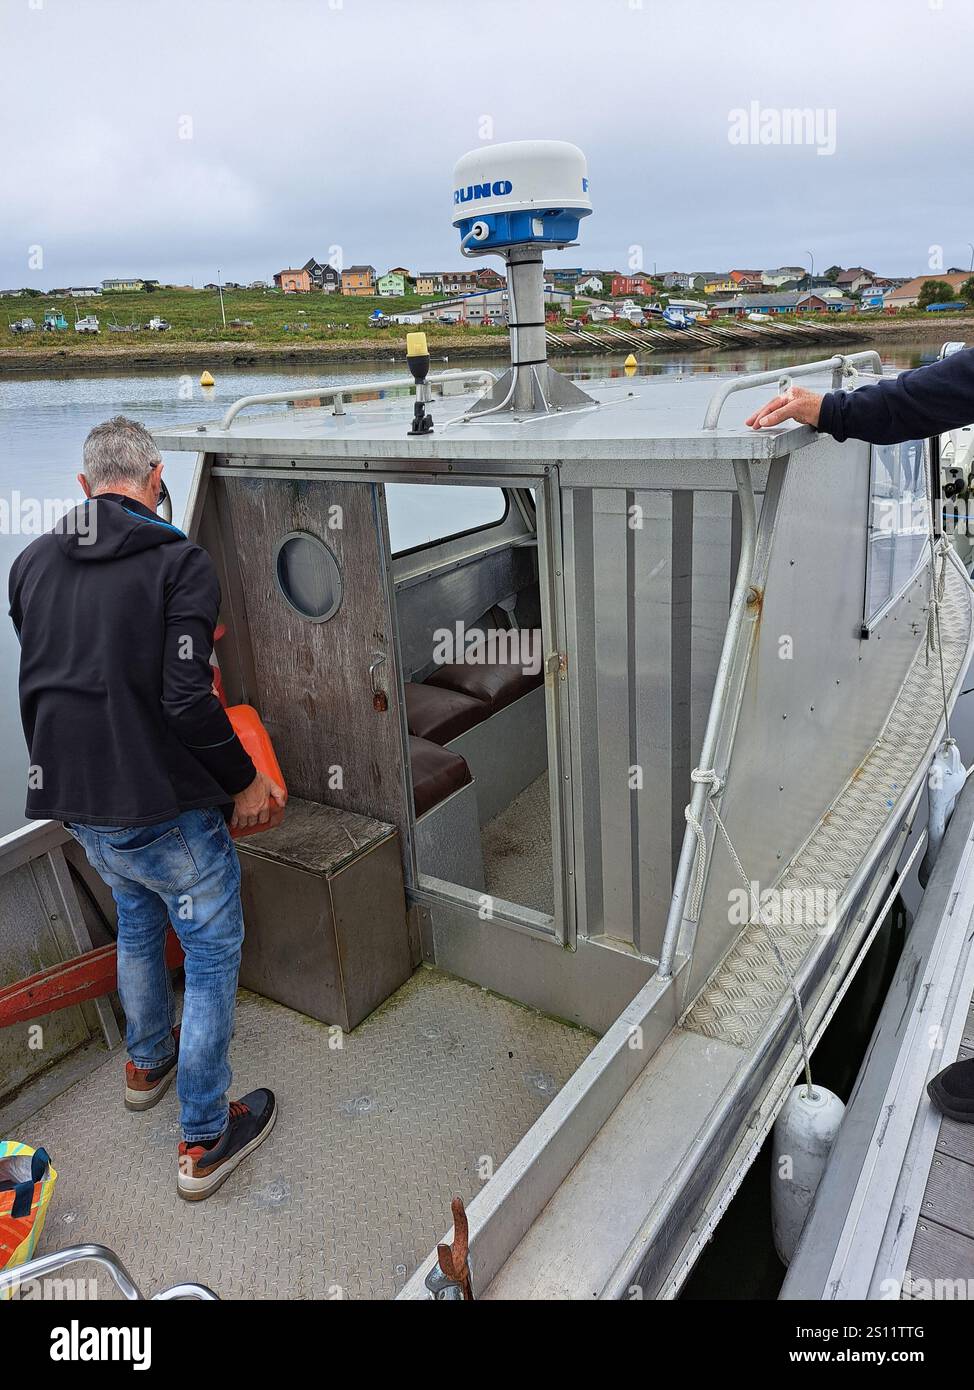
[
  {"left": 771, "top": 1084, "right": 845, "bottom": 1266},
  {"left": 919, "top": 738, "right": 965, "bottom": 886}
]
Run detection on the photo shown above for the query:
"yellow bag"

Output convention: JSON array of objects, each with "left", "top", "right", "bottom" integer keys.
[{"left": 0, "top": 1142, "right": 56, "bottom": 1297}]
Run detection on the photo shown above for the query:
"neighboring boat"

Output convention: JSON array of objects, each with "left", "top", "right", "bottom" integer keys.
[
  {"left": 2, "top": 141, "right": 973, "bottom": 1302},
  {"left": 73, "top": 312, "right": 99, "bottom": 334},
  {"left": 42, "top": 309, "right": 68, "bottom": 331},
  {"left": 7, "top": 316, "right": 35, "bottom": 334}
]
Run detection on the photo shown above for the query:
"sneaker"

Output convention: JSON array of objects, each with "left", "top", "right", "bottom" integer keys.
[
  {"left": 124, "top": 1026, "right": 180, "bottom": 1112},
  {"left": 176, "top": 1088, "right": 277, "bottom": 1202},
  {"left": 927, "top": 1057, "right": 974, "bottom": 1123}
]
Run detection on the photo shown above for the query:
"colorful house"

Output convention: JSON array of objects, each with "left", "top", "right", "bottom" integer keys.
[
  {"left": 275, "top": 268, "right": 312, "bottom": 294},
  {"left": 610, "top": 274, "right": 654, "bottom": 297},
  {"left": 377, "top": 272, "right": 407, "bottom": 296},
  {"left": 341, "top": 265, "right": 377, "bottom": 296}
]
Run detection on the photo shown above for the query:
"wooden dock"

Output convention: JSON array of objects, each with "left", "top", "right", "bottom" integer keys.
[
  {"left": 781, "top": 778, "right": 974, "bottom": 1300},
  {"left": 906, "top": 999, "right": 974, "bottom": 1292}
]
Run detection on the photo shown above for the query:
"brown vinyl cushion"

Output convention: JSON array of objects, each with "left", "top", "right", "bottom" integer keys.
[
  {"left": 424, "top": 628, "right": 544, "bottom": 714},
  {"left": 409, "top": 736, "right": 472, "bottom": 818},
  {"left": 404, "top": 681, "right": 490, "bottom": 745}
]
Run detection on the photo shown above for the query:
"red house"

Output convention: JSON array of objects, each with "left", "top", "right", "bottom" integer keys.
[{"left": 610, "top": 274, "right": 654, "bottom": 297}]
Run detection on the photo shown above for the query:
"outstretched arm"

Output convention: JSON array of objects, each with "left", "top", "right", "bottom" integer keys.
[{"left": 746, "top": 347, "right": 974, "bottom": 445}]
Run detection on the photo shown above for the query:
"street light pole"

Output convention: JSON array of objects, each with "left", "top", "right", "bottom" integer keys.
[
  {"left": 805, "top": 250, "right": 815, "bottom": 284},
  {"left": 217, "top": 269, "right": 227, "bottom": 329}
]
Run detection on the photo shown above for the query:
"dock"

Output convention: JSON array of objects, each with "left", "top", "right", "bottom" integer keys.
[{"left": 781, "top": 778, "right": 974, "bottom": 1300}]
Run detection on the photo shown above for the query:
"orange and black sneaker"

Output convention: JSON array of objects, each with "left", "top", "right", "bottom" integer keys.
[
  {"left": 124, "top": 1025, "right": 180, "bottom": 1112},
  {"left": 176, "top": 1088, "right": 277, "bottom": 1202}
]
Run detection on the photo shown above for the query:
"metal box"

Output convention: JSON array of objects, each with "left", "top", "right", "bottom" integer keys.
[{"left": 237, "top": 796, "right": 409, "bottom": 1030}]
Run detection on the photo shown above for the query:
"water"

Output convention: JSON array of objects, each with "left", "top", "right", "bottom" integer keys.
[{"left": 0, "top": 342, "right": 964, "bottom": 835}]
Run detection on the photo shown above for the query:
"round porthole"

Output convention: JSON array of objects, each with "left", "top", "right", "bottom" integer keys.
[{"left": 274, "top": 531, "right": 343, "bottom": 623}]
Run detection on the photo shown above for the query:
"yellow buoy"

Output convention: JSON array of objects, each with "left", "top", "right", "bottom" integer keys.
[
  {"left": 199, "top": 370, "right": 215, "bottom": 387},
  {"left": 624, "top": 353, "right": 638, "bottom": 367}
]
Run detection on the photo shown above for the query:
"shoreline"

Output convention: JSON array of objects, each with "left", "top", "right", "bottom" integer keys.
[{"left": 1, "top": 313, "right": 971, "bottom": 377}]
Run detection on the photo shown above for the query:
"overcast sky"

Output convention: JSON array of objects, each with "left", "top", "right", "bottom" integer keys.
[{"left": 1, "top": 0, "right": 972, "bottom": 288}]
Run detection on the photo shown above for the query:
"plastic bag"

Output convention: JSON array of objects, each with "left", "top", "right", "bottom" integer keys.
[{"left": 0, "top": 1142, "right": 56, "bottom": 1296}]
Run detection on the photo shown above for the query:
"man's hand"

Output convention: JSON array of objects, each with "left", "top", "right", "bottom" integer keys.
[
  {"left": 746, "top": 385, "right": 824, "bottom": 431},
  {"left": 232, "top": 770, "right": 287, "bottom": 831}
]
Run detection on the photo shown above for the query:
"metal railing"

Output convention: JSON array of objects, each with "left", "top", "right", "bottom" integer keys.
[
  {"left": 0, "top": 1243, "right": 218, "bottom": 1300},
  {"left": 702, "top": 351, "right": 884, "bottom": 430},
  {"left": 215, "top": 369, "right": 497, "bottom": 431}
]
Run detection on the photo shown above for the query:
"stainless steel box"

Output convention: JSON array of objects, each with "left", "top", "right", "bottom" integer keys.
[{"left": 237, "top": 797, "right": 410, "bottom": 1030}]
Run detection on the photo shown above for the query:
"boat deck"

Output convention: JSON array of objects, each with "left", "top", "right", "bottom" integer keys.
[
  {"left": 906, "top": 999, "right": 974, "bottom": 1293},
  {"left": 12, "top": 969, "right": 594, "bottom": 1300}
]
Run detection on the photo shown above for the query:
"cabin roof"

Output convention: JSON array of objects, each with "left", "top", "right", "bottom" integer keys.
[{"left": 151, "top": 365, "right": 880, "bottom": 465}]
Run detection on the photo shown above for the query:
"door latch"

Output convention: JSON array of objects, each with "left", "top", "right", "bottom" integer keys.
[
  {"left": 545, "top": 650, "right": 568, "bottom": 680},
  {"left": 369, "top": 651, "right": 388, "bottom": 712}
]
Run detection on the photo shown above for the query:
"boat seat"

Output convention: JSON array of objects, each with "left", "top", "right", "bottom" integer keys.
[
  {"left": 409, "top": 735, "right": 472, "bottom": 818},
  {"left": 403, "top": 681, "right": 490, "bottom": 745},
  {"left": 424, "top": 628, "right": 544, "bottom": 714}
]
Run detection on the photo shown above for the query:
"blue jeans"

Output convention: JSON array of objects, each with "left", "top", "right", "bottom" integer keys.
[{"left": 67, "top": 807, "right": 243, "bottom": 1143}]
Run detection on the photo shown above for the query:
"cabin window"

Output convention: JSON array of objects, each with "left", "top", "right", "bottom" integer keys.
[
  {"left": 864, "top": 438, "right": 929, "bottom": 626},
  {"left": 386, "top": 484, "right": 508, "bottom": 556},
  {"left": 274, "top": 531, "right": 343, "bottom": 623}
]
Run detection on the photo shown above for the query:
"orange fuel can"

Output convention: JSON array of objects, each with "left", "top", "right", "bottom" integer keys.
[{"left": 226, "top": 704, "right": 288, "bottom": 839}]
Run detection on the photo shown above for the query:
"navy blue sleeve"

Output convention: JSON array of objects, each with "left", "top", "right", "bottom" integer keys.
[
  {"left": 161, "top": 545, "right": 256, "bottom": 796},
  {"left": 818, "top": 347, "right": 974, "bottom": 445}
]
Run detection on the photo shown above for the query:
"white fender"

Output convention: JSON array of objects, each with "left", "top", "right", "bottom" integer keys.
[
  {"left": 920, "top": 739, "right": 966, "bottom": 885},
  {"left": 771, "top": 1084, "right": 845, "bottom": 1265}
]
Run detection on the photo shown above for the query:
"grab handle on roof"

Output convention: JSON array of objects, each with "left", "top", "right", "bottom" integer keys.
[
  {"left": 702, "top": 351, "right": 884, "bottom": 430},
  {"left": 212, "top": 370, "right": 496, "bottom": 432}
]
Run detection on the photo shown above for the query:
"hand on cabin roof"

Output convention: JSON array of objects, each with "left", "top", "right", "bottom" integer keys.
[{"left": 746, "top": 385, "right": 824, "bottom": 432}]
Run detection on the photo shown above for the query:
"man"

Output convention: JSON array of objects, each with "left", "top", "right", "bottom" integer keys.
[
  {"left": 9, "top": 417, "right": 286, "bottom": 1199},
  {"left": 749, "top": 346, "right": 974, "bottom": 1125}
]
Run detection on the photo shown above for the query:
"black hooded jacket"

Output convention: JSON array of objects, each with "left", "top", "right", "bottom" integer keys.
[
  {"left": 818, "top": 345, "right": 974, "bottom": 445},
  {"left": 8, "top": 493, "right": 256, "bottom": 826}
]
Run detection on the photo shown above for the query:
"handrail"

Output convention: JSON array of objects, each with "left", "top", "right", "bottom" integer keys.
[
  {"left": 0, "top": 1242, "right": 219, "bottom": 1300},
  {"left": 657, "top": 458, "right": 758, "bottom": 977},
  {"left": 215, "top": 369, "right": 496, "bottom": 431},
  {"left": 702, "top": 350, "right": 884, "bottom": 430}
]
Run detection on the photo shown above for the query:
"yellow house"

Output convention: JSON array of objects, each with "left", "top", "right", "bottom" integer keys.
[
  {"left": 415, "top": 274, "right": 442, "bottom": 295},
  {"left": 704, "top": 277, "right": 738, "bottom": 295},
  {"left": 340, "top": 265, "right": 377, "bottom": 296}
]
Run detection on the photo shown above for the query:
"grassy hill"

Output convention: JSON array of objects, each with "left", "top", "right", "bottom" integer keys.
[{"left": 1, "top": 287, "right": 510, "bottom": 353}]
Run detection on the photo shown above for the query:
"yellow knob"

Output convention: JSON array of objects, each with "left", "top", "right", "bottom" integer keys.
[{"left": 406, "top": 331, "right": 429, "bottom": 358}]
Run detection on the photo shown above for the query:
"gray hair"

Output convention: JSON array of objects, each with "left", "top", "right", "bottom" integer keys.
[{"left": 82, "top": 416, "right": 161, "bottom": 493}]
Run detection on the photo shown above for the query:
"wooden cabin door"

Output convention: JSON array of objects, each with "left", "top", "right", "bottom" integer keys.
[{"left": 219, "top": 475, "right": 411, "bottom": 857}]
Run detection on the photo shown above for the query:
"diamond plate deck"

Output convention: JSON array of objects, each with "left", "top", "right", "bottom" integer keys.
[
  {"left": 20, "top": 969, "right": 594, "bottom": 1300},
  {"left": 684, "top": 559, "right": 973, "bottom": 1049}
]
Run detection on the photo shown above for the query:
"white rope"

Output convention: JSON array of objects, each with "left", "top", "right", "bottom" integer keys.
[{"left": 685, "top": 767, "right": 814, "bottom": 1092}]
